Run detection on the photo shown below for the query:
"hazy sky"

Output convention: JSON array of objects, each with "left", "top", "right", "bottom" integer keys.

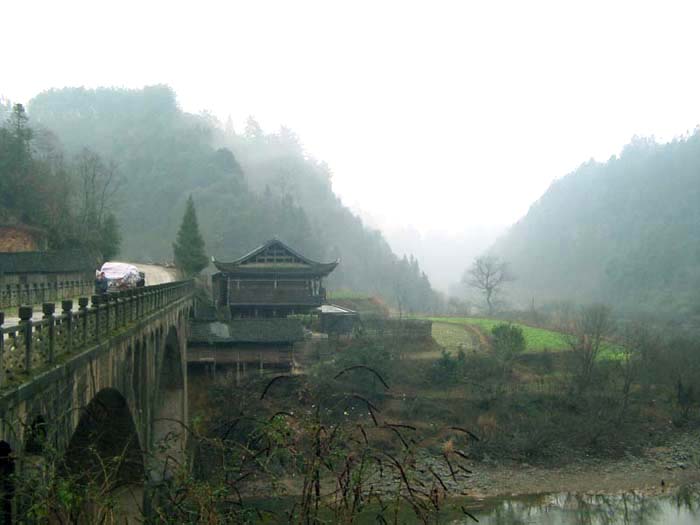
[{"left": 4, "top": 0, "right": 700, "bottom": 236}]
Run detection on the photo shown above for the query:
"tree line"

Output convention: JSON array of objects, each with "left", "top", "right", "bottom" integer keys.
[
  {"left": 21, "top": 85, "right": 440, "bottom": 312},
  {"left": 0, "top": 103, "right": 121, "bottom": 259},
  {"left": 491, "top": 133, "right": 700, "bottom": 318}
]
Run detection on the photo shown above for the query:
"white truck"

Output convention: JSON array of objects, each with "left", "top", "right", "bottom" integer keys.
[{"left": 100, "top": 262, "right": 145, "bottom": 291}]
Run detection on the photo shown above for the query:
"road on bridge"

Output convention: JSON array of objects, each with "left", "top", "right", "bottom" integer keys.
[
  {"left": 115, "top": 262, "right": 178, "bottom": 286},
  {"left": 4, "top": 262, "right": 178, "bottom": 324}
]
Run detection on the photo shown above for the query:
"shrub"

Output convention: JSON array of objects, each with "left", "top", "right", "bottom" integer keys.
[
  {"left": 491, "top": 323, "right": 526, "bottom": 363},
  {"left": 463, "top": 353, "right": 502, "bottom": 382},
  {"left": 428, "top": 350, "right": 460, "bottom": 384}
]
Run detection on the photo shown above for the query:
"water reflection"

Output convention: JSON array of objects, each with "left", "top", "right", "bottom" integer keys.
[{"left": 462, "top": 488, "right": 700, "bottom": 525}]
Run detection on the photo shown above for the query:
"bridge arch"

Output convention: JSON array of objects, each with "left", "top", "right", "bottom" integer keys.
[{"left": 63, "top": 388, "right": 144, "bottom": 493}]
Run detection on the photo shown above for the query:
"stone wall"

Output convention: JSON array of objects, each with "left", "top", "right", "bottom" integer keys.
[{"left": 356, "top": 318, "right": 433, "bottom": 339}]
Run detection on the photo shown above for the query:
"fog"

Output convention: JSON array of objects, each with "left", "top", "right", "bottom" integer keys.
[
  {"left": 6, "top": 5, "right": 700, "bottom": 519},
  {"left": 4, "top": 0, "right": 700, "bottom": 289}
]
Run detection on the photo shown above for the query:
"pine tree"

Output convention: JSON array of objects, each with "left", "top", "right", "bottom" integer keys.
[
  {"left": 173, "top": 196, "right": 208, "bottom": 276},
  {"left": 0, "top": 104, "right": 34, "bottom": 215}
]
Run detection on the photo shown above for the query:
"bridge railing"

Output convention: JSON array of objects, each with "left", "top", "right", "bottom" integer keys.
[
  {"left": 0, "top": 280, "right": 193, "bottom": 388},
  {"left": 0, "top": 278, "right": 94, "bottom": 310}
]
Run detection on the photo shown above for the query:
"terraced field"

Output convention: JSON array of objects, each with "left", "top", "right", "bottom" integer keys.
[{"left": 425, "top": 317, "right": 623, "bottom": 359}]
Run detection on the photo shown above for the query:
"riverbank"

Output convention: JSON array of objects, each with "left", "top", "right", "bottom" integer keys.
[
  {"left": 462, "top": 429, "right": 700, "bottom": 499},
  {"left": 232, "top": 428, "right": 700, "bottom": 504}
]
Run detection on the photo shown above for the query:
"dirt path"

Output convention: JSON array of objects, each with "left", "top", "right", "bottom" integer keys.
[{"left": 459, "top": 322, "right": 490, "bottom": 350}]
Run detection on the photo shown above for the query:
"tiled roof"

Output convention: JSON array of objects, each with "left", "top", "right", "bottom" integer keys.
[
  {"left": 212, "top": 264, "right": 338, "bottom": 277},
  {"left": 212, "top": 239, "right": 338, "bottom": 276},
  {"left": 189, "top": 318, "right": 304, "bottom": 344}
]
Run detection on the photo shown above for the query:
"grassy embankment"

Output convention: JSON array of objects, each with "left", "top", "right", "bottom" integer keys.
[
  {"left": 197, "top": 303, "right": 676, "bottom": 476},
  {"left": 189, "top": 309, "right": 685, "bottom": 518},
  {"left": 320, "top": 314, "right": 668, "bottom": 462}
]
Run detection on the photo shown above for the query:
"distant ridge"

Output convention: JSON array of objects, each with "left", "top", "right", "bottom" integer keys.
[{"left": 492, "top": 134, "right": 700, "bottom": 317}]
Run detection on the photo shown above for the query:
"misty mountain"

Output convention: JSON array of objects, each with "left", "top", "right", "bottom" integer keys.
[
  {"left": 492, "top": 134, "right": 700, "bottom": 316},
  {"left": 25, "top": 86, "right": 440, "bottom": 311},
  {"left": 386, "top": 226, "right": 504, "bottom": 293}
]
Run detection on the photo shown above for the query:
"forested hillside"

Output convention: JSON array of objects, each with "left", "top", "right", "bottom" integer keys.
[
  {"left": 492, "top": 134, "right": 700, "bottom": 317},
  {"left": 25, "top": 85, "right": 439, "bottom": 311},
  {"left": 0, "top": 101, "right": 121, "bottom": 257}
]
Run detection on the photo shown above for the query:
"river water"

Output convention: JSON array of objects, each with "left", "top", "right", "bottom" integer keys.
[
  {"left": 454, "top": 489, "right": 700, "bottom": 524},
  {"left": 249, "top": 488, "right": 700, "bottom": 523}
]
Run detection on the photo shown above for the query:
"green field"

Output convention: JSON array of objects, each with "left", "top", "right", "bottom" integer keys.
[
  {"left": 431, "top": 322, "right": 479, "bottom": 353},
  {"left": 427, "top": 317, "right": 568, "bottom": 352},
  {"left": 425, "top": 317, "right": 623, "bottom": 359}
]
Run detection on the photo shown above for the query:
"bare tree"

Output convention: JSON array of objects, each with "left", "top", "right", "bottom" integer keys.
[
  {"left": 564, "top": 304, "right": 615, "bottom": 393},
  {"left": 617, "top": 321, "right": 659, "bottom": 422},
  {"left": 464, "top": 255, "right": 513, "bottom": 315},
  {"left": 74, "top": 148, "right": 121, "bottom": 231}
]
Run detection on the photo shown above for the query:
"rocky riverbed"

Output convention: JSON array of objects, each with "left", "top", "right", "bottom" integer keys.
[{"left": 429, "top": 429, "right": 700, "bottom": 499}]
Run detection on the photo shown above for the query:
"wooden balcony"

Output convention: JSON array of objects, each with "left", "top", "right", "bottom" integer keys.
[{"left": 227, "top": 287, "right": 326, "bottom": 306}]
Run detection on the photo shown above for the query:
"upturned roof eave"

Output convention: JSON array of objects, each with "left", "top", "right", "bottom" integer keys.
[{"left": 212, "top": 239, "right": 339, "bottom": 275}]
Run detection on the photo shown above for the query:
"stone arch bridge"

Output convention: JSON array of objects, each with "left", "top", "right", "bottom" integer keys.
[{"left": 0, "top": 281, "right": 194, "bottom": 521}]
